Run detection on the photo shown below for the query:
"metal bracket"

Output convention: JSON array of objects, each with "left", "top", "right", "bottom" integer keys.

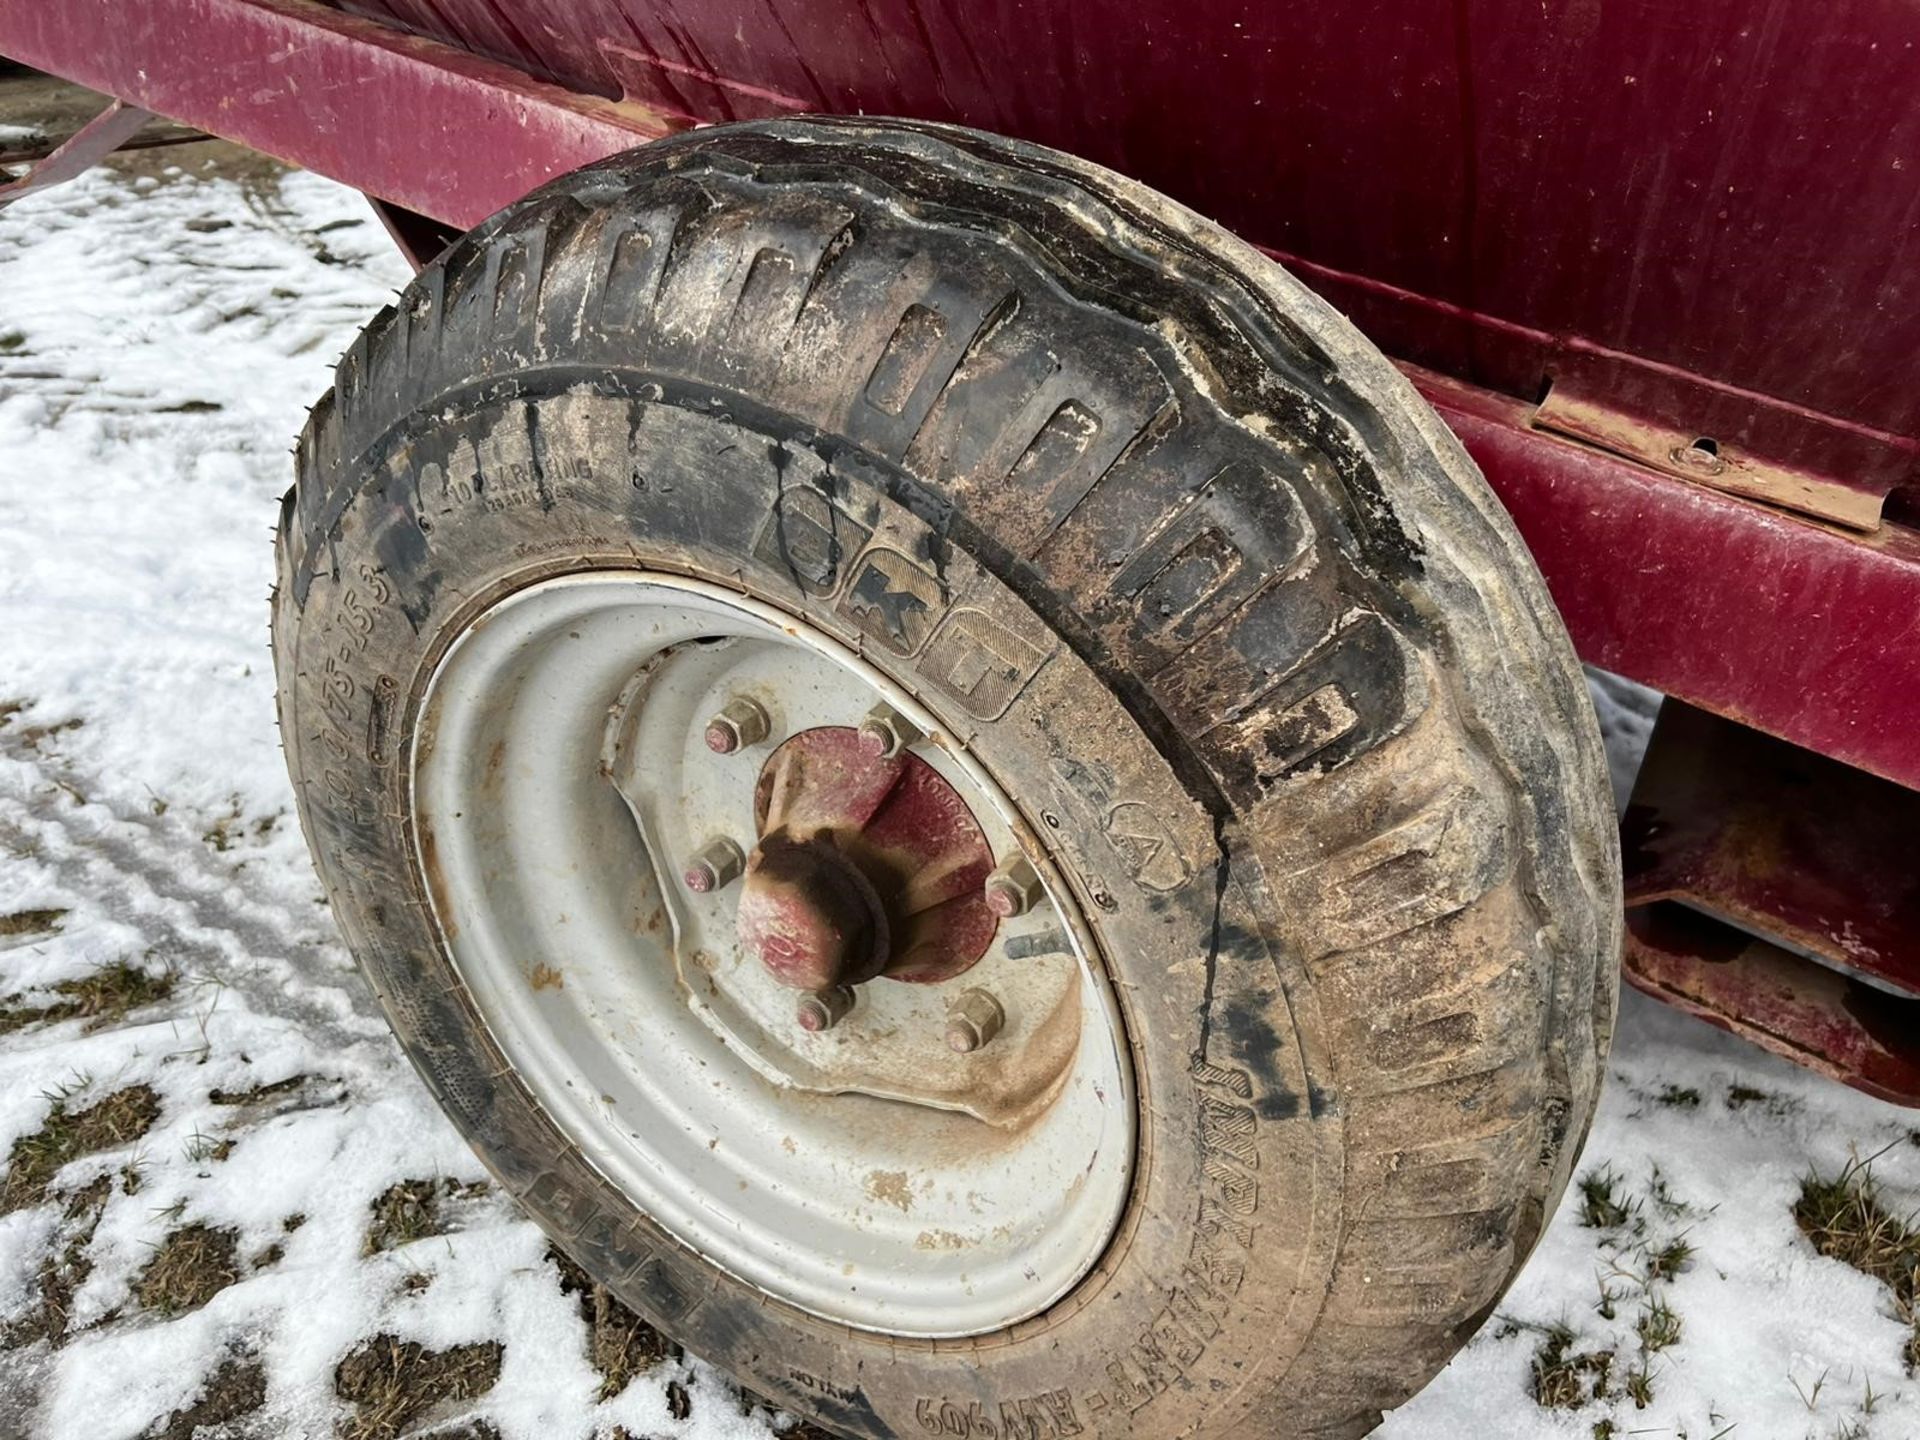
[
  {"left": 1528, "top": 372, "right": 1889, "bottom": 529},
  {"left": 0, "top": 99, "right": 156, "bottom": 212},
  {"left": 366, "top": 197, "right": 464, "bottom": 272},
  {"left": 599, "top": 40, "right": 808, "bottom": 123},
  {"left": 1621, "top": 699, "right": 1920, "bottom": 1105}
]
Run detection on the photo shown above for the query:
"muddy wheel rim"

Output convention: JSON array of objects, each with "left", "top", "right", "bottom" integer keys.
[{"left": 410, "top": 572, "right": 1135, "bottom": 1337}]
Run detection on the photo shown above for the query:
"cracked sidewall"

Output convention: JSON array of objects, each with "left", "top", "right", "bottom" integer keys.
[
  {"left": 275, "top": 115, "right": 1620, "bottom": 1440},
  {"left": 278, "top": 382, "right": 1339, "bottom": 1440}
]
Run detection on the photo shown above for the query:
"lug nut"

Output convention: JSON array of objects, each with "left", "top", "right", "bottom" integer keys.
[
  {"left": 704, "top": 696, "right": 771, "bottom": 755},
  {"left": 984, "top": 855, "right": 1044, "bottom": 919},
  {"left": 796, "top": 985, "right": 856, "bottom": 1033},
  {"left": 682, "top": 837, "right": 745, "bottom": 894},
  {"left": 945, "top": 988, "right": 1005, "bottom": 1054},
  {"left": 856, "top": 703, "right": 919, "bottom": 760}
]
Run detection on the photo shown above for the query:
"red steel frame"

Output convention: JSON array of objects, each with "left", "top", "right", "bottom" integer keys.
[{"left": 4, "top": 0, "right": 1918, "bottom": 1095}]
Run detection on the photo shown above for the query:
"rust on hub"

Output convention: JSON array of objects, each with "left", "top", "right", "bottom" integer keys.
[
  {"left": 737, "top": 829, "right": 891, "bottom": 991},
  {"left": 736, "top": 727, "right": 999, "bottom": 993}
]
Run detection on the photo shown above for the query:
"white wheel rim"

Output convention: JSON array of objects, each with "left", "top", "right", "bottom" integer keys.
[{"left": 411, "top": 573, "right": 1135, "bottom": 1337}]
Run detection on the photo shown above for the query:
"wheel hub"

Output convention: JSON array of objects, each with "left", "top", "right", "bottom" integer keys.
[
  {"left": 738, "top": 823, "right": 894, "bottom": 992},
  {"left": 411, "top": 573, "right": 1134, "bottom": 1337},
  {"left": 738, "top": 725, "right": 999, "bottom": 999}
]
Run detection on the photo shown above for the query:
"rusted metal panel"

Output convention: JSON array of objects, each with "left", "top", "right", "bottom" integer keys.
[
  {"left": 13, "top": 0, "right": 1920, "bottom": 506},
  {"left": 0, "top": 0, "right": 678, "bottom": 229},
  {"left": 1620, "top": 703, "right": 1920, "bottom": 1107},
  {"left": 1624, "top": 904, "right": 1920, "bottom": 1110},
  {"left": 1418, "top": 368, "right": 1920, "bottom": 793},
  {"left": 1623, "top": 700, "right": 1920, "bottom": 993},
  {"left": 1533, "top": 378, "right": 1890, "bottom": 533},
  {"left": 600, "top": 41, "right": 810, "bottom": 124}
]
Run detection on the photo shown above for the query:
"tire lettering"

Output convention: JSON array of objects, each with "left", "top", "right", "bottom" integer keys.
[
  {"left": 1082, "top": 1060, "right": 1258, "bottom": 1415},
  {"left": 915, "top": 1392, "right": 1080, "bottom": 1438}
]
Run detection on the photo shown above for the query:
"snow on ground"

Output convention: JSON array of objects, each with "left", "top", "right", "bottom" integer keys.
[{"left": 0, "top": 152, "right": 1916, "bottom": 1440}]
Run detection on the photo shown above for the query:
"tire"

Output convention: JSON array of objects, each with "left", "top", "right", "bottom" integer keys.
[{"left": 273, "top": 118, "right": 1620, "bottom": 1439}]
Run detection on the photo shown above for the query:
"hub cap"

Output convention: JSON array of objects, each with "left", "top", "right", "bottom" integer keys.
[{"left": 411, "top": 573, "right": 1134, "bottom": 1337}]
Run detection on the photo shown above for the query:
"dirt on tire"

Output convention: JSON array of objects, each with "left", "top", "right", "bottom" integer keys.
[{"left": 274, "top": 118, "right": 1620, "bottom": 1439}]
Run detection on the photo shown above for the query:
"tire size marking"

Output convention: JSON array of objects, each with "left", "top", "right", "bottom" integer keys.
[
  {"left": 308, "top": 562, "right": 396, "bottom": 836},
  {"left": 914, "top": 1392, "right": 1083, "bottom": 1438}
]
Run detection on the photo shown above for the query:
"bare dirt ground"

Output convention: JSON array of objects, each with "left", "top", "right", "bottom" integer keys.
[{"left": 3, "top": 87, "right": 1920, "bottom": 1440}]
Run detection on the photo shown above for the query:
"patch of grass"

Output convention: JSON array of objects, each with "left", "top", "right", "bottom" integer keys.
[
  {"left": 1655, "top": 1084, "right": 1702, "bottom": 1110},
  {"left": 183, "top": 1127, "right": 234, "bottom": 1164},
  {"left": 135, "top": 1222, "right": 241, "bottom": 1316},
  {"left": 0, "top": 907, "right": 66, "bottom": 940},
  {"left": 1624, "top": 1356, "right": 1656, "bottom": 1408},
  {"left": 334, "top": 1334, "right": 503, "bottom": 1440},
  {"left": 363, "top": 1177, "right": 490, "bottom": 1255},
  {"left": 413, "top": 1422, "right": 500, "bottom": 1440},
  {"left": 1578, "top": 1166, "right": 1634, "bottom": 1231},
  {"left": 1, "top": 1175, "right": 109, "bottom": 1349},
  {"left": 1796, "top": 1156, "right": 1920, "bottom": 1369},
  {"left": 54, "top": 961, "right": 173, "bottom": 1020},
  {"left": 200, "top": 795, "right": 281, "bottom": 854},
  {"left": 147, "top": 1355, "right": 267, "bottom": 1440},
  {"left": 8, "top": 714, "right": 83, "bottom": 754},
  {"left": 550, "top": 1246, "right": 673, "bottom": 1400},
  {"left": 1727, "top": 1084, "right": 1771, "bottom": 1110},
  {"left": 0, "top": 330, "right": 26, "bottom": 354},
  {"left": 1595, "top": 1279, "right": 1629, "bottom": 1320},
  {"left": 1531, "top": 1323, "right": 1614, "bottom": 1410},
  {"left": 1636, "top": 1296, "right": 1683, "bottom": 1352},
  {"left": 1, "top": 1083, "right": 162, "bottom": 1214},
  {"left": 0, "top": 961, "right": 174, "bottom": 1035},
  {"left": 209, "top": 1074, "right": 308, "bottom": 1106},
  {"left": 1642, "top": 1236, "right": 1695, "bottom": 1282},
  {"left": 1791, "top": 1365, "right": 1831, "bottom": 1410}
]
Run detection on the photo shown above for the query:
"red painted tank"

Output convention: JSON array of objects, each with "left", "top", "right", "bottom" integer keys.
[{"left": 327, "top": 0, "right": 1920, "bottom": 505}]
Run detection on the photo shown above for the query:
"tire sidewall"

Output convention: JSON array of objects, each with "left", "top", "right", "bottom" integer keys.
[{"left": 284, "top": 377, "right": 1341, "bottom": 1440}]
